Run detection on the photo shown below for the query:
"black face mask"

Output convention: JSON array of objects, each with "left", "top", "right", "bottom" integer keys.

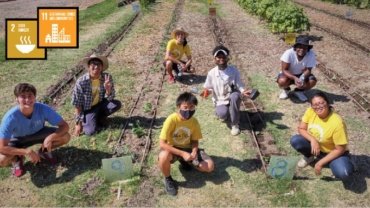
[{"left": 180, "top": 109, "right": 195, "bottom": 120}]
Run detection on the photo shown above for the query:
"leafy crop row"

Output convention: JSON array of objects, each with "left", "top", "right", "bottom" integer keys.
[
  {"left": 236, "top": 0, "right": 310, "bottom": 33},
  {"left": 321, "top": 0, "right": 370, "bottom": 9},
  {"left": 139, "top": 0, "right": 156, "bottom": 10}
]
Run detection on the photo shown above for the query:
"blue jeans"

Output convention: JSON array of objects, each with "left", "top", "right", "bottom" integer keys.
[
  {"left": 290, "top": 134, "right": 354, "bottom": 180},
  {"left": 82, "top": 99, "right": 121, "bottom": 135}
]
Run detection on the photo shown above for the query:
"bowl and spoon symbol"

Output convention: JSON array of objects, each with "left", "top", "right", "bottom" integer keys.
[{"left": 16, "top": 36, "right": 35, "bottom": 54}]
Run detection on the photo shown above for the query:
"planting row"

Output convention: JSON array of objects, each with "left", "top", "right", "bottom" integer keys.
[{"left": 236, "top": 0, "right": 310, "bottom": 33}]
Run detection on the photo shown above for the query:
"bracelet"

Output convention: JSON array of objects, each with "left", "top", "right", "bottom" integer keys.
[{"left": 75, "top": 115, "right": 81, "bottom": 124}]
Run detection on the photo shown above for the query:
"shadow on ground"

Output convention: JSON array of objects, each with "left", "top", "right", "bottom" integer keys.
[
  {"left": 287, "top": 89, "right": 350, "bottom": 104},
  {"left": 239, "top": 110, "right": 288, "bottom": 132},
  {"left": 294, "top": 154, "right": 370, "bottom": 194},
  {"left": 177, "top": 156, "right": 261, "bottom": 188},
  {"left": 341, "top": 154, "right": 370, "bottom": 194},
  {"left": 176, "top": 74, "right": 206, "bottom": 85},
  {"left": 102, "top": 115, "right": 166, "bottom": 131},
  {"left": 24, "top": 146, "right": 112, "bottom": 188}
]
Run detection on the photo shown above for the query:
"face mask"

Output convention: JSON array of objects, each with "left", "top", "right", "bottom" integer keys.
[{"left": 180, "top": 109, "right": 195, "bottom": 120}]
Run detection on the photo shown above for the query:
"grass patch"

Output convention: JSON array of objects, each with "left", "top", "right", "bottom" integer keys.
[
  {"left": 79, "top": 0, "right": 119, "bottom": 27},
  {"left": 0, "top": 166, "right": 10, "bottom": 180},
  {"left": 0, "top": 6, "right": 135, "bottom": 117},
  {"left": 249, "top": 72, "right": 295, "bottom": 153},
  {"left": 251, "top": 176, "right": 313, "bottom": 207},
  {"left": 0, "top": 37, "right": 5, "bottom": 63},
  {"left": 186, "top": 0, "right": 224, "bottom": 17},
  {"left": 53, "top": 173, "right": 111, "bottom": 206}
]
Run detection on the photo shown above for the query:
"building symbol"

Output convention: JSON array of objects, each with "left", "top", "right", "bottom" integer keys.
[{"left": 45, "top": 24, "right": 71, "bottom": 43}]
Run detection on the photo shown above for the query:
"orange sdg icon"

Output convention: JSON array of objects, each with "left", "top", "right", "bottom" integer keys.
[
  {"left": 6, "top": 19, "right": 46, "bottom": 60},
  {"left": 38, "top": 7, "right": 79, "bottom": 48}
]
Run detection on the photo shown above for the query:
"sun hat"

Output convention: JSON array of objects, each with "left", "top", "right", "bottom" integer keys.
[
  {"left": 82, "top": 54, "right": 109, "bottom": 71},
  {"left": 293, "top": 36, "right": 313, "bottom": 50},
  {"left": 171, "top": 27, "right": 189, "bottom": 39},
  {"left": 212, "top": 45, "right": 230, "bottom": 57}
]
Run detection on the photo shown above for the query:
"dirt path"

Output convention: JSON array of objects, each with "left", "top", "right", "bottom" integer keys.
[
  {"left": 219, "top": 0, "right": 370, "bottom": 205},
  {"left": 1, "top": 0, "right": 369, "bottom": 206},
  {"left": 132, "top": 0, "right": 370, "bottom": 206},
  {"left": 291, "top": 0, "right": 370, "bottom": 105},
  {"left": 293, "top": 0, "right": 370, "bottom": 25}
]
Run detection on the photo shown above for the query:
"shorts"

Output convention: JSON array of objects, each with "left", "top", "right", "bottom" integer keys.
[
  {"left": 170, "top": 148, "right": 210, "bottom": 167},
  {"left": 8, "top": 127, "right": 57, "bottom": 148},
  {"left": 277, "top": 72, "right": 317, "bottom": 85},
  {"left": 163, "top": 60, "right": 192, "bottom": 73}
]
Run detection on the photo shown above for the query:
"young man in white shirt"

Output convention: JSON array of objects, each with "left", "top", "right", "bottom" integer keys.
[
  {"left": 277, "top": 36, "right": 317, "bottom": 102},
  {"left": 202, "top": 45, "right": 251, "bottom": 136}
]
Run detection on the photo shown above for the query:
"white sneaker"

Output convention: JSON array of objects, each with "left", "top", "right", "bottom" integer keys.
[
  {"left": 297, "top": 156, "right": 315, "bottom": 168},
  {"left": 231, "top": 125, "right": 240, "bottom": 136},
  {"left": 294, "top": 91, "right": 308, "bottom": 102},
  {"left": 279, "top": 89, "right": 290, "bottom": 99}
]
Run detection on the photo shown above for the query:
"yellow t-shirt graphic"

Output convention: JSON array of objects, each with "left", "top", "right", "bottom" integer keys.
[
  {"left": 91, "top": 79, "right": 100, "bottom": 107},
  {"left": 302, "top": 108, "right": 348, "bottom": 153},
  {"left": 160, "top": 113, "right": 202, "bottom": 149},
  {"left": 165, "top": 39, "right": 191, "bottom": 60}
]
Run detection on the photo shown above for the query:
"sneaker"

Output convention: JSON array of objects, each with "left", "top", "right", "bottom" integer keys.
[
  {"left": 168, "top": 76, "right": 175, "bottom": 84},
  {"left": 11, "top": 156, "right": 25, "bottom": 177},
  {"left": 297, "top": 156, "right": 315, "bottom": 168},
  {"left": 164, "top": 176, "right": 178, "bottom": 196},
  {"left": 174, "top": 73, "right": 183, "bottom": 82},
  {"left": 38, "top": 149, "right": 57, "bottom": 165},
  {"left": 231, "top": 125, "right": 240, "bottom": 136},
  {"left": 293, "top": 90, "right": 308, "bottom": 102},
  {"left": 279, "top": 88, "right": 290, "bottom": 99}
]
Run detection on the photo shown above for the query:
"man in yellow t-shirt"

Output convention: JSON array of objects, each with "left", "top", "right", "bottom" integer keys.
[
  {"left": 72, "top": 54, "right": 122, "bottom": 136},
  {"left": 164, "top": 27, "right": 194, "bottom": 84},
  {"left": 158, "top": 92, "right": 214, "bottom": 196},
  {"left": 290, "top": 91, "right": 353, "bottom": 181}
]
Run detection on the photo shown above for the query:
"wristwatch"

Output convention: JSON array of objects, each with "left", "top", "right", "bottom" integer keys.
[{"left": 75, "top": 114, "right": 82, "bottom": 124}]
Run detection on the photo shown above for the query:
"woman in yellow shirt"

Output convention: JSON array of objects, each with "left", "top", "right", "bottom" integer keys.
[
  {"left": 290, "top": 91, "right": 354, "bottom": 180},
  {"left": 164, "top": 27, "right": 194, "bottom": 83}
]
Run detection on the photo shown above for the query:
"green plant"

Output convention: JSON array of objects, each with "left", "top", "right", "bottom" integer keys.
[
  {"left": 321, "top": 0, "right": 370, "bottom": 8},
  {"left": 0, "top": 38, "right": 5, "bottom": 63},
  {"left": 139, "top": 0, "right": 156, "bottom": 10},
  {"left": 236, "top": 0, "right": 310, "bottom": 33},
  {"left": 143, "top": 102, "right": 153, "bottom": 113},
  {"left": 132, "top": 120, "right": 146, "bottom": 138}
]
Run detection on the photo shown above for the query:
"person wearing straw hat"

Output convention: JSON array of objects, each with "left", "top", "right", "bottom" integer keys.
[
  {"left": 202, "top": 45, "right": 252, "bottom": 136},
  {"left": 72, "top": 54, "right": 121, "bottom": 136},
  {"left": 164, "top": 27, "right": 194, "bottom": 84},
  {"left": 277, "top": 36, "right": 317, "bottom": 102}
]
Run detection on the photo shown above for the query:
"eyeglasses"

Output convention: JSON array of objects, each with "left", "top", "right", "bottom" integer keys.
[{"left": 311, "top": 102, "right": 327, "bottom": 109}]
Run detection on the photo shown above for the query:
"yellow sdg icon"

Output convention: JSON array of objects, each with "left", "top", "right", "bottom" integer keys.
[
  {"left": 38, "top": 7, "right": 79, "bottom": 48},
  {"left": 6, "top": 19, "right": 46, "bottom": 59},
  {"left": 284, "top": 33, "right": 296, "bottom": 46}
]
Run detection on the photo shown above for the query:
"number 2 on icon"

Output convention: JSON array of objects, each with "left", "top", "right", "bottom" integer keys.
[{"left": 11, "top": 24, "right": 15, "bottom": 32}]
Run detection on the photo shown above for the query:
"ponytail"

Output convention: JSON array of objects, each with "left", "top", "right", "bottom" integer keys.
[{"left": 183, "top": 38, "right": 188, "bottom": 47}]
